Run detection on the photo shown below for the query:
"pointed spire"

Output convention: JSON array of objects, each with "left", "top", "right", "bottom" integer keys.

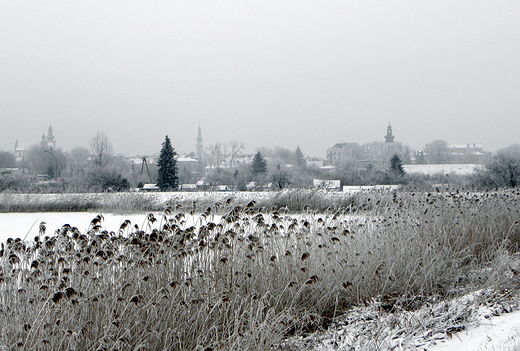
[
  {"left": 196, "top": 123, "right": 204, "bottom": 159},
  {"left": 47, "top": 123, "right": 54, "bottom": 140},
  {"left": 385, "top": 123, "right": 395, "bottom": 143}
]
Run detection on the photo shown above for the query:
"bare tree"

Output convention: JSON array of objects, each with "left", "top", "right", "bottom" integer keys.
[
  {"left": 0, "top": 150, "right": 16, "bottom": 168},
  {"left": 212, "top": 143, "right": 224, "bottom": 174},
  {"left": 484, "top": 144, "right": 520, "bottom": 188},
  {"left": 228, "top": 141, "right": 244, "bottom": 168},
  {"left": 89, "top": 132, "right": 114, "bottom": 168},
  {"left": 424, "top": 140, "right": 451, "bottom": 164}
]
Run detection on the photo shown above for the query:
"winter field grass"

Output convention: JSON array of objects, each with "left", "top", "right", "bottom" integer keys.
[
  {"left": 1, "top": 190, "right": 520, "bottom": 350},
  {"left": 0, "top": 189, "right": 358, "bottom": 214}
]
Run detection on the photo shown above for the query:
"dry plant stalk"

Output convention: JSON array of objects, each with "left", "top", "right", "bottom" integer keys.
[{"left": 0, "top": 190, "right": 519, "bottom": 350}]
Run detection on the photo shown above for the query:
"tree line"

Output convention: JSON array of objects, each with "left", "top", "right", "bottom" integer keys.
[{"left": 2, "top": 132, "right": 520, "bottom": 192}]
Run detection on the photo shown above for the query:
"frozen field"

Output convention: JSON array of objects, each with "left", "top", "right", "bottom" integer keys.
[
  {"left": 404, "top": 164, "right": 482, "bottom": 175},
  {"left": 0, "top": 211, "right": 206, "bottom": 242}
]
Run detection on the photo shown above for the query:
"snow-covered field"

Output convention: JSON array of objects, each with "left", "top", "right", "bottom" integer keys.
[
  {"left": 428, "top": 309, "right": 520, "bottom": 351},
  {"left": 404, "top": 164, "right": 482, "bottom": 176},
  {"left": 0, "top": 212, "right": 208, "bottom": 242},
  {"left": 277, "top": 285, "right": 520, "bottom": 351}
]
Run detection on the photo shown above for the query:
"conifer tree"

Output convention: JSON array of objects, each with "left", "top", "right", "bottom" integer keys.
[
  {"left": 294, "top": 146, "right": 305, "bottom": 167},
  {"left": 390, "top": 154, "right": 405, "bottom": 176},
  {"left": 251, "top": 151, "right": 267, "bottom": 175},
  {"left": 157, "top": 135, "right": 179, "bottom": 191}
]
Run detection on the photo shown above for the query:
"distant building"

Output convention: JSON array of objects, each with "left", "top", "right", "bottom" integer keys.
[
  {"left": 448, "top": 144, "right": 484, "bottom": 163},
  {"left": 40, "top": 124, "right": 56, "bottom": 150},
  {"left": 196, "top": 124, "right": 203, "bottom": 160},
  {"left": 327, "top": 124, "right": 398, "bottom": 166},
  {"left": 326, "top": 142, "right": 365, "bottom": 165},
  {"left": 384, "top": 123, "right": 395, "bottom": 143},
  {"left": 177, "top": 155, "right": 200, "bottom": 174},
  {"left": 14, "top": 124, "right": 57, "bottom": 163},
  {"left": 14, "top": 141, "right": 32, "bottom": 163},
  {"left": 418, "top": 143, "right": 485, "bottom": 164},
  {"left": 141, "top": 183, "right": 160, "bottom": 191}
]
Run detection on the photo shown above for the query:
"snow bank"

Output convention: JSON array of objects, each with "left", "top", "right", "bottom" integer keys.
[{"left": 277, "top": 288, "right": 520, "bottom": 350}]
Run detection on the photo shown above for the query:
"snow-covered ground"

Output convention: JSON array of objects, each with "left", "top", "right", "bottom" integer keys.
[
  {"left": 2, "top": 206, "right": 519, "bottom": 350},
  {"left": 0, "top": 212, "right": 208, "bottom": 242},
  {"left": 278, "top": 287, "right": 520, "bottom": 351},
  {"left": 428, "top": 309, "right": 520, "bottom": 351},
  {"left": 404, "top": 164, "right": 482, "bottom": 176}
]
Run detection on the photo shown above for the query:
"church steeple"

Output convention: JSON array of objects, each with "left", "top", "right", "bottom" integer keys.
[
  {"left": 47, "top": 124, "right": 54, "bottom": 141},
  {"left": 385, "top": 123, "right": 395, "bottom": 143},
  {"left": 41, "top": 123, "right": 56, "bottom": 149},
  {"left": 196, "top": 123, "right": 203, "bottom": 159}
]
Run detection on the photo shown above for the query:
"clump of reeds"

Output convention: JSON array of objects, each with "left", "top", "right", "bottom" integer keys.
[
  {"left": 0, "top": 189, "right": 381, "bottom": 214},
  {"left": 1, "top": 190, "right": 520, "bottom": 350}
]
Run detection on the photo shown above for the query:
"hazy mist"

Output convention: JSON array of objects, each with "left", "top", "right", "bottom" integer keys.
[{"left": 1, "top": 1, "right": 519, "bottom": 157}]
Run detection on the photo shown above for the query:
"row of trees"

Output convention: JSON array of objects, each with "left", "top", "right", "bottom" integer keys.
[
  {"left": 2, "top": 130, "right": 520, "bottom": 192},
  {"left": 136, "top": 140, "right": 520, "bottom": 191},
  {"left": 328, "top": 139, "right": 484, "bottom": 167},
  {"left": 157, "top": 138, "right": 295, "bottom": 191},
  {"left": 0, "top": 132, "right": 133, "bottom": 192},
  {"left": 476, "top": 144, "right": 520, "bottom": 188}
]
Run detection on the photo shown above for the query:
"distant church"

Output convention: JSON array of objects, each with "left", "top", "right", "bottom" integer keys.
[
  {"left": 326, "top": 124, "right": 397, "bottom": 165},
  {"left": 196, "top": 124, "right": 203, "bottom": 160},
  {"left": 14, "top": 124, "right": 56, "bottom": 162},
  {"left": 40, "top": 124, "right": 56, "bottom": 149},
  {"left": 384, "top": 123, "right": 395, "bottom": 143}
]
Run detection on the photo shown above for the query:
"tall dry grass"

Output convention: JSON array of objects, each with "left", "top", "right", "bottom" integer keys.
[
  {"left": 1, "top": 190, "right": 520, "bottom": 350},
  {"left": 0, "top": 189, "right": 358, "bottom": 214}
]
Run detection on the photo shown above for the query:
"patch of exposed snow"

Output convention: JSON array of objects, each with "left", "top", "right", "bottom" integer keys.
[
  {"left": 427, "top": 308, "right": 520, "bottom": 350},
  {"left": 404, "top": 164, "right": 481, "bottom": 176},
  {"left": 0, "top": 212, "right": 208, "bottom": 242},
  {"left": 276, "top": 288, "right": 520, "bottom": 351}
]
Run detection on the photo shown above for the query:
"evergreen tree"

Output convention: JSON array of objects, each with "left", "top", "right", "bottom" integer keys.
[
  {"left": 294, "top": 146, "right": 305, "bottom": 167},
  {"left": 390, "top": 154, "right": 406, "bottom": 176},
  {"left": 251, "top": 151, "right": 267, "bottom": 175},
  {"left": 157, "top": 135, "right": 179, "bottom": 191}
]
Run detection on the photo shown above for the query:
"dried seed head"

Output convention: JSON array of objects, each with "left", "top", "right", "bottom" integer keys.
[
  {"left": 305, "top": 275, "right": 319, "bottom": 285},
  {"left": 342, "top": 281, "right": 353, "bottom": 289},
  {"left": 51, "top": 292, "right": 65, "bottom": 303},
  {"left": 65, "top": 287, "right": 77, "bottom": 298},
  {"left": 130, "top": 295, "right": 143, "bottom": 305},
  {"left": 8, "top": 254, "right": 20, "bottom": 265}
]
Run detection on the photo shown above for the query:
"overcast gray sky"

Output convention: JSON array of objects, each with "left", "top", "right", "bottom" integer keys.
[{"left": 1, "top": 1, "right": 519, "bottom": 157}]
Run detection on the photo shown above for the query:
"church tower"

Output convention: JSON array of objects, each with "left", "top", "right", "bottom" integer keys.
[
  {"left": 196, "top": 124, "right": 203, "bottom": 159},
  {"left": 41, "top": 123, "right": 56, "bottom": 149},
  {"left": 384, "top": 123, "right": 395, "bottom": 143}
]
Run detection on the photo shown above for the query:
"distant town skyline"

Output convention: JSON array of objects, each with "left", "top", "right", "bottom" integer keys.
[
  {"left": 2, "top": 1, "right": 519, "bottom": 157},
  {"left": 10, "top": 122, "right": 488, "bottom": 160}
]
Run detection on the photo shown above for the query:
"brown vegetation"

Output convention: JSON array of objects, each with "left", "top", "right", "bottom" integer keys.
[{"left": 1, "top": 190, "right": 520, "bottom": 350}]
